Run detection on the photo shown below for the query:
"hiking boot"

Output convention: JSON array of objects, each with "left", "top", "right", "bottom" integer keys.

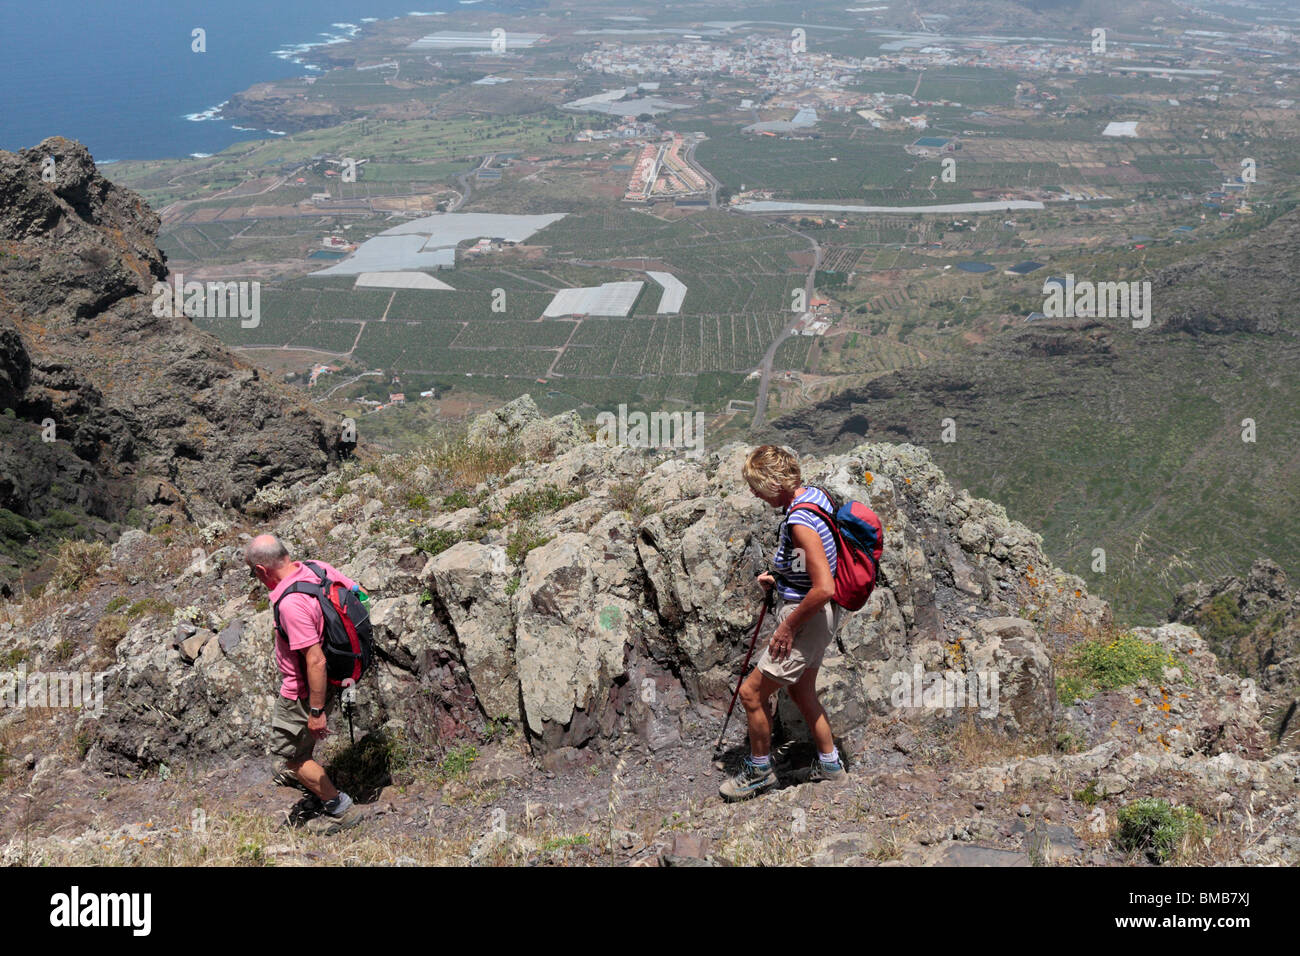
[
  {"left": 718, "top": 758, "right": 778, "bottom": 802},
  {"left": 801, "top": 757, "right": 849, "bottom": 787},
  {"left": 305, "top": 793, "right": 364, "bottom": 835},
  {"left": 285, "top": 793, "right": 326, "bottom": 828}
]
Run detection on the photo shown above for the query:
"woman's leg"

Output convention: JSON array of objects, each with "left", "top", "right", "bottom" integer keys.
[
  {"left": 787, "top": 667, "right": 835, "bottom": 756},
  {"left": 738, "top": 668, "right": 785, "bottom": 758}
]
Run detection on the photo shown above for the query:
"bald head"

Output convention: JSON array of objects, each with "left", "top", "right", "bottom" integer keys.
[{"left": 245, "top": 534, "right": 291, "bottom": 578}]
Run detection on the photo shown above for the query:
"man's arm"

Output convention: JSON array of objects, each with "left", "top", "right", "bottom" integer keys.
[
  {"left": 280, "top": 595, "right": 331, "bottom": 735},
  {"left": 303, "top": 643, "right": 329, "bottom": 713}
]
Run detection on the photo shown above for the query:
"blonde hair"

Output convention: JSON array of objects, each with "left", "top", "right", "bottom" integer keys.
[{"left": 743, "top": 445, "right": 801, "bottom": 499}]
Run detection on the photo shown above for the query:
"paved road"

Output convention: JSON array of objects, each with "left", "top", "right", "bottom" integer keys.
[
  {"left": 682, "top": 141, "right": 722, "bottom": 208},
  {"left": 752, "top": 221, "right": 820, "bottom": 429}
]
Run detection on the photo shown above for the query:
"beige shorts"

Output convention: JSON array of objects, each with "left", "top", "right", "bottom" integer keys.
[
  {"left": 270, "top": 693, "right": 335, "bottom": 764},
  {"left": 755, "top": 599, "right": 842, "bottom": 687}
]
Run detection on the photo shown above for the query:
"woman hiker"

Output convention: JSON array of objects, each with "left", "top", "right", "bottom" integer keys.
[{"left": 719, "top": 444, "right": 849, "bottom": 802}]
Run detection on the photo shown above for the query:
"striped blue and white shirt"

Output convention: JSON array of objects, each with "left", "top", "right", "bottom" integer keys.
[{"left": 773, "top": 487, "right": 837, "bottom": 602}]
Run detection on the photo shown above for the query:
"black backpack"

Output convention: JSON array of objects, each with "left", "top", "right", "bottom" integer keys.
[{"left": 272, "top": 560, "right": 374, "bottom": 686}]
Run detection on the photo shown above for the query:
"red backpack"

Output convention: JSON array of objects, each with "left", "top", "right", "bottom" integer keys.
[
  {"left": 272, "top": 560, "right": 374, "bottom": 686},
  {"left": 788, "top": 486, "right": 885, "bottom": 612}
]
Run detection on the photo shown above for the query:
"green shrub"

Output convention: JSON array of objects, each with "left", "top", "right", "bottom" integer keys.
[
  {"left": 506, "top": 523, "right": 550, "bottom": 565},
  {"left": 0, "top": 647, "right": 29, "bottom": 667},
  {"left": 44, "top": 509, "right": 80, "bottom": 530},
  {"left": 484, "top": 715, "right": 514, "bottom": 742},
  {"left": 504, "top": 485, "right": 585, "bottom": 521},
  {"left": 1116, "top": 798, "right": 1205, "bottom": 863},
  {"left": 105, "top": 596, "right": 130, "bottom": 614},
  {"left": 442, "top": 490, "right": 472, "bottom": 511},
  {"left": 125, "top": 598, "right": 175, "bottom": 621},
  {"left": 1195, "top": 593, "right": 1252, "bottom": 651},
  {"left": 412, "top": 528, "right": 463, "bottom": 556},
  {"left": 1055, "top": 632, "right": 1174, "bottom": 702},
  {"left": 0, "top": 509, "right": 39, "bottom": 542},
  {"left": 439, "top": 744, "right": 478, "bottom": 781},
  {"left": 541, "top": 833, "right": 590, "bottom": 852}
]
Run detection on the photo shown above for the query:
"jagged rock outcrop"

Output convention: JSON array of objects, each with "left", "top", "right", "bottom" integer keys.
[
  {"left": 0, "top": 138, "right": 343, "bottom": 589},
  {"left": 46, "top": 396, "right": 1128, "bottom": 771},
  {"left": 1173, "top": 558, "right": 1300, "bottom": 746}
]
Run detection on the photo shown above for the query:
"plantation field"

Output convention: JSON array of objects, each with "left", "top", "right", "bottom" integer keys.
[
  {"left": 843, "top": 68, "right": 1024, "bottom": 108},
  {"left": 695, "top": 124, "right": 917, "bottom": 199}
]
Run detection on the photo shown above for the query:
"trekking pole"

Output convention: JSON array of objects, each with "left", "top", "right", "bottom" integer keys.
[
  {"left": 342, "top": 678, "right": 357, "bottom": 745},
  {"left": 712, "top": 584, "right": 775, "bottom": 760}
]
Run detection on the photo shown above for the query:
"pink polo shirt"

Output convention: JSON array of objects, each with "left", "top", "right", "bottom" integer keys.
[{"left": 269, "top": 561, "right": 358, "bottom": 700}]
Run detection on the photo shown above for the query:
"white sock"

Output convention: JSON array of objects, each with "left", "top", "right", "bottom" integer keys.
[
  {"left": 326, "top": 792, "right": 352, "bottom": 814},
  {"left": 819, "top": 748, "right": 839, "bottom": 766},
  {"left": 749, "top": 754, "right": 771, "bottom": 768}
]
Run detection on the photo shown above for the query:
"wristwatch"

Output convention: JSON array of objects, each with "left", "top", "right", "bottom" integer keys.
[{"left": 310, "top": 706, "right": 325, "bottom": 718}]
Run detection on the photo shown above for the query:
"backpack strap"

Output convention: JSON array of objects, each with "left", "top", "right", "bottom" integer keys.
[
  {"left": 787, "top": 500, "right": 844, "bottom": 555},
  {"left": 271, "top": 561, "right": 329, "bottom": 642},
  {"left": 775, "top": 492, "right": 835, "bottom": 587},
  {"left": 786, "top": 488, "right": 837, "bottom": 548}
]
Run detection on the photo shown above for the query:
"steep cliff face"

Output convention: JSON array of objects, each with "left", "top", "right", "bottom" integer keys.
[{"left": 0, "top": 138, "right": 343, "bottom": 588}]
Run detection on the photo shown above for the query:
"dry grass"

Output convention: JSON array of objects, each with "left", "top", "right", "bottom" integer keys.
[
  {"left": 94, "top": 615, "right": 129, "bottom": 661},
  {"left": 406, "top": 434, "right": 524, "bottom": 496},
  {"left": 51, "top": 540, "right": 111, "bottom": 592},
  {"left": 714, "top": 817, "right": 811, "bottom": 866},
  {"left": 23, "top": 804, "right": 484, "bottom": 867},
  {"left": 608, "top": 478, "right": 654, "bottom": 524},
  {"left": 918, "top": 716, "right": 1054, "bottom": 771}
]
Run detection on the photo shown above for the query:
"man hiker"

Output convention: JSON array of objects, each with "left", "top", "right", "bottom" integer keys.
[
  {"left": 246, "top": 534, "right": 364, "bottom": 833},
  {"left": 719, "top": 445, "right": 849, "bottom": 801}
]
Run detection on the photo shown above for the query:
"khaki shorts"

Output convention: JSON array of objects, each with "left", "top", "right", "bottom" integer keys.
[
  {"left": 755, "top": 599, "right": 842, "bottom": 687},
  {"left": 270, "top": 693, "right": 335, "bottom": 764}
]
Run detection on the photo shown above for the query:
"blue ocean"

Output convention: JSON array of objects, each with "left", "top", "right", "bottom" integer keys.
[{"left": 0, "top": 0, "right": 508, "bottom": 162}]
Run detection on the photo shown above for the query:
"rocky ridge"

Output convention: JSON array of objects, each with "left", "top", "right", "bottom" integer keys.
[
  {"left": 1, "top": 397, "right": 1294, "bottom": 865},
  {"left": 0, "top": 138, "right": 344, "bottom": 590},
  {"left": 1173, "top": 558, "right": 1300, "bottom": 747}
]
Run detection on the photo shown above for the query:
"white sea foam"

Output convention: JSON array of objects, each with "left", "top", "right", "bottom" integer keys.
[{"left": 184, "top": 100, "right": 229, "bottom": 122}]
